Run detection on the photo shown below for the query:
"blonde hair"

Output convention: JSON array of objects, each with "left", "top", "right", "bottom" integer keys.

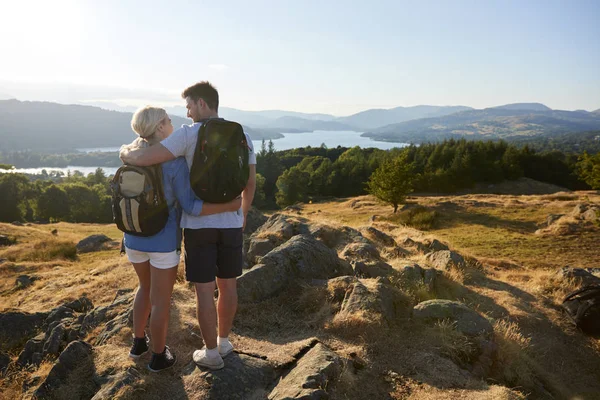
[{"left": 124, "top": 106, "right": 168, "bottom": 151}]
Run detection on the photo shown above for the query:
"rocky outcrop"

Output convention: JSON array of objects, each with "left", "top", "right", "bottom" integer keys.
[
  {"left": 76, "top": 234, "right": 112, "bottom": 253},
  {"left": 559, "top": 267, "right": 600, "bottom": 287},
  {"left": 359, "top": 226, "right": 396, "bottom": 247},
  {"left": 33, "top": 341, "right": 97, "bottom": 399},
  {"left": 0, "top": 234, "right": 16, "bottom": 246},
  {"left": 244, "top": 207, "right": 268, "bottom": 235},
  {"left": 352, "top": 260, "right": 396, "bottom": 278},
  {"left": 413, "top": 300, "right": 493, "bottom": 337},
  {"left": 268, "top": 343, "right": 342, "bottom": 400},
  {"left": 238, "top": 235, "right": 353, "bottom": 302},
  {"left": 91, "top": 368, "right": 141, "bottom": 400},
  {"left": 0, "top": 311, "right": 48, "bottom": 352}
]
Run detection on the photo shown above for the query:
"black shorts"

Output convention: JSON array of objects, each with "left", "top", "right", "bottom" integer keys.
[{"left": 183, "top": 228, "right": 244, "bottom": 283}]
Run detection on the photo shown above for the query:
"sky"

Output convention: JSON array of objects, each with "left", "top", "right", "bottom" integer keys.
[{"left": 1, "top": 0, "right": 599, "bottom": 116}]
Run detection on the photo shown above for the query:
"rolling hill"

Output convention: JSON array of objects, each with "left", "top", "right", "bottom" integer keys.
[
  {"left": 336, "top": 105, "right": 473, "bottom": 130},
  {"left": 363, "top": 104, "right": 600, "bottom": 143},
  {"left": 0, "top": 100, "right": 282, "bottom": 151}
]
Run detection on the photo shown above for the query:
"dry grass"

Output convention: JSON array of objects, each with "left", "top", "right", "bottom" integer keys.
[
  {"left": 2, "top": 189, "right": 600, "bottom": 399},
  {"left": 2, "top": 238, "right": 77, "bottom": 262}
]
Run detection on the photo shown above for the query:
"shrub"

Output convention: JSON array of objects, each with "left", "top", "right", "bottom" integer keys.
[{"left": 387, "top": 206, "right": 438, "bottom": 230}]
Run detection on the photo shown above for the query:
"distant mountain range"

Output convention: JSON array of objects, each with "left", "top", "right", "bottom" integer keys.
[
  {"left": 363, "top": 103, "right": 600, "bottom": 143},
  {"left": 0, "top": 100, "right": 282, "bottom": 151},
  {"left": 1, "top": 99, "right": 599, "bottom": 151}
]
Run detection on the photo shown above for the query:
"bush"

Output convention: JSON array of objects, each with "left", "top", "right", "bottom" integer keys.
[{"left": 389, "top": 206, "right": 438, "bottom": 230}]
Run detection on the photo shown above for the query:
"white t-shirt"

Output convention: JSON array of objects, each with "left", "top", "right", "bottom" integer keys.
[{"left": 161, "top": 121, "right": 257, "bottom": 229}]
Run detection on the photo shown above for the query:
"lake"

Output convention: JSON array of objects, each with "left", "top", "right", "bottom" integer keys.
[
  {"left": 2, "top": 131, "right": 407, "bottom": 176},
  {"left": 76, "top": 131, "right": 407, "bottom": 153}
]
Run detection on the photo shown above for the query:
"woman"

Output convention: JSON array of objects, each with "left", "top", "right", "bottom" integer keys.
[{"left": 122, "top": 106, "right": 241, "bottom": 372}]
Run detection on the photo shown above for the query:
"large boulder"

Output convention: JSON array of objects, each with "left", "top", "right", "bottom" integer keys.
[
  {"left": 340, "top": 242, "right": 381, "bottom": 262},
  {"left": 413, "top": 299, "right": 493, "bottom": 337},
  {"left": 63, "top": 296, "right": 94, "bottom": 313},
  {"left": 45, "top": 306, "right": 75, "bottom": 326},
  {"left": 0, "top": 311, "right": 48, "bottom": 352},
  {"left": 268, "top": 343, "right": 342, "bottom": 400},
  {"left": 238, "top": 235, "right": 353, "bottom": 302},
  {"left": 338, "top": 279, "right": 412, "bottom": 323},
  {"left": 33, "top": 341, "right": 98, "bottom": 399},
  {"left": 76, "top": 234, "right": 111, "bottom": 253},
  {"left": 246, "top": 238, "right": 277, "bottom": 266},
  {"left": 253, "top": 214, "right": 310, "bottom": 242},
  {"left": 244, "top": 207, "right": 268, "bottom": 235},
  {"left": 426, "top": 250, "right": 467, "bottom": 271}
]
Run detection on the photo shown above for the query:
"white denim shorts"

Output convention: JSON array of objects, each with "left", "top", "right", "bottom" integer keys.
[{"left": 125, "top": 247, "right": 180, "bottom": 269}]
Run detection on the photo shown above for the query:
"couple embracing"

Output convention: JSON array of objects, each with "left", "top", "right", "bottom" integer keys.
[{"left": 118, "top": 82, "right": 256, "bottom": 372}]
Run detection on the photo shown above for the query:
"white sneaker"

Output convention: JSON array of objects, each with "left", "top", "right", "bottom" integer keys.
[
  {"left": 218, "top": 340, "right": 234, "bottom": 357},
  {"left": 193, "top": 348, "right": 224, "bottom": 370}
]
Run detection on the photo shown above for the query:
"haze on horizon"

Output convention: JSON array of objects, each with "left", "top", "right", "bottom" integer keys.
[{"left": 1, "top": 0, "right": 599, "bottom": 116}]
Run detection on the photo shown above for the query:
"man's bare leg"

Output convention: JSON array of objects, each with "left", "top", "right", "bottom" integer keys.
[
  {"left": 195, "top": 281, "right": 218, "bottom": 349},
  {"left": 216, "top": 277, "right": 238, "bottom": 338}
]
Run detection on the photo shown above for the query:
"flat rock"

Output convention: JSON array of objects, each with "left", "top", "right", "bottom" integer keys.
[
  {"left": 352, "top": 260, "right": 396, "bottom": 278},
  {"left": 76, "top": 234, "right": 111, "bottom": 253},
  {"left": 191, "top": 353, "right": 276, "bottom": 400},
  {"left": 413, "top": 299, "right": 493, "bottom": 337},
  {"left": 268, "top": 343, "right": 342, "bottom": 400}
]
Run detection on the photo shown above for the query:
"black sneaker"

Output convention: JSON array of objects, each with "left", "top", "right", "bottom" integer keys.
[
  {"left": 129, "top": 334, "right": 149, "bottom": 359},
  {"left": 148, "top": 346, "right": 177, "bottom": 372}
]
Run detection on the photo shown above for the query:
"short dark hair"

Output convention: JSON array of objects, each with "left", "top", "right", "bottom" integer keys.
[{"left": 182, "top": 81, "right": 219, "bottom": 111}]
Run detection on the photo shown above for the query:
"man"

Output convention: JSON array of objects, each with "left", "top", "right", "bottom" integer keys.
[{"left": 120, "top": 82, "right": 256, "bottom": 370}]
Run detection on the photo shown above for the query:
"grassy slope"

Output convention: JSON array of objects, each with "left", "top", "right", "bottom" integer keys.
[{"left": 1, "top": 188, "right": 599, "bottom": 399}]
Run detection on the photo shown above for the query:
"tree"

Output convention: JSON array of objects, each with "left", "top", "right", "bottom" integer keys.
[
  {"left": 275, "top": 167, "right": 310, "bottom": 207},
  {"left": 367, "top": 153, "right": 414, "bottom": 213},
  {"left": 0, "top": 173, "right": 31, "bottom": 222},
  {"left": 577, "top": 151, "right": 600, "bottom": 189},
  {"left": 37, "top": 185, "right": 70, "bottom": 221}
]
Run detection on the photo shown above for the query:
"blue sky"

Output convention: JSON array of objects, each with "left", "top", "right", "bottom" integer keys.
[{"left": 1, "top": 0, "right": 599, "bottom": 115}]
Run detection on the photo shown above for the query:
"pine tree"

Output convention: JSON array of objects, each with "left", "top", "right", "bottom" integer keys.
[{"left": 367, "top": 153, "right": 414, "bottom": 213}]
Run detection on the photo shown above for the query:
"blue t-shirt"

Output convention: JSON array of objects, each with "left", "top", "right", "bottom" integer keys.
[
  {"left": 124, "top": 157, "right": 203, "bottom": 252},
  {"left": 160, "top": 121, "right": 256, "bottom": 229}
]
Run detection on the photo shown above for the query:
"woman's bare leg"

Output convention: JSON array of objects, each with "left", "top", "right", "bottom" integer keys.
[
  {"left": 149, "top": 264, "right": 178, "bottom": 353},
  {"left": 131, "top": 261, "right": 151, "bottom": 338}
]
